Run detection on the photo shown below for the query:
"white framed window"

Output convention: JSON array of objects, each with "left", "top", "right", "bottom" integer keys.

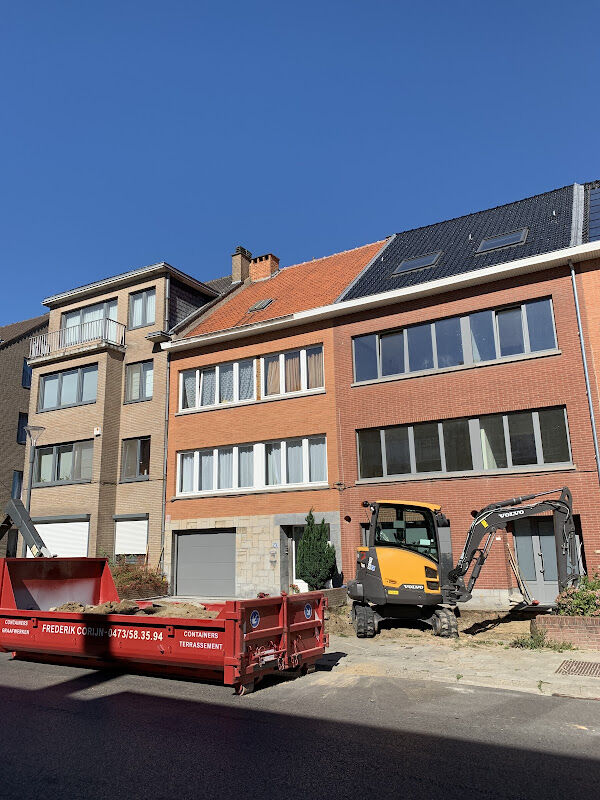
[
  {"left": 261, "top": 345, "right": 324, "bottom": 398},
  {"left": 177, "top": 435, "right": 328, "bottom": 496},
  {"left": 179, "top": 359, "right": 257, "bottom": 411},
  {"left": 357, "top": 406, "right": 571, "bottom": 481},
  {"left": 353, "top": 298, "right": 558, "bottom": 383}
]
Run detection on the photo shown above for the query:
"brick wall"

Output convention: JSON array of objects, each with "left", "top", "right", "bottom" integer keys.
[
  {"left": 332, "top": 263, "right": 600, "bottom": 586},
  {"left": 532, "top": 615, "right": 600, "bottom": 650}
]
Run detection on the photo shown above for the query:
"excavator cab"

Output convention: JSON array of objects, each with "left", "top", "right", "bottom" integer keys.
[{"left": 347, "top": 500, "right": 460, "bottom": 637}]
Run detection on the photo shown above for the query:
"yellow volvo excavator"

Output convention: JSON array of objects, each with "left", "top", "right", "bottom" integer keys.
[{"left": 347, "top": 487, "right": 581, "bottom": 637}]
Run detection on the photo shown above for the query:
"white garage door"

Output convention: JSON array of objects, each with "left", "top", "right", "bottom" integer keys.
[
  {"left": 175, "top": 530, "right": 236, "bottom": 596},
  {"left": 29, "top": 521, "right": 90, "bottom": 558},
  {"left": 115, "top": 519, "right": 148, "bottom": 555}
]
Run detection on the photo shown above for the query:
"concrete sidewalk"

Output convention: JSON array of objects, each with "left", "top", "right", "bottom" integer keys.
[{"left": 324, "top": 634, "right": 600, "bottom": 699}]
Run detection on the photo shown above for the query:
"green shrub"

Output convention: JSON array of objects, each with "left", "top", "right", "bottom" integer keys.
[
  {"left": 111, "top": 563, "right": 168, "bottom": 598},
  {"left": 510, "top": 629, "right": 574, "bottom": 652},
  {"left": 555, "top": 574, "right": 600, "bottom": 617},
  {"left": 297, "top": 510, "right": 337, "bottom": 590}
]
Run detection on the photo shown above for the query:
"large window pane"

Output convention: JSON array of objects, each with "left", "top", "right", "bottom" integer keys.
[
  {"left": 129, "top": 292, "right": 144, "bottom": 328},
  {"left": 182, "top": 370, "right": 196, "bottom": 409},
  {"left": 526, "top": 299, "right": 556, "bottom": 352},
  {"left": 143, "top": 362, "right": 153, "bottom": 398},
  {"left": 497, "top": 307, "right": 525, "bottom": 357},
  {"left": 56, "top": 445, "right": 73, "bottom": 481},
  {"left": 73, "top": 441, "right": 93, "bottom": 480},
  {"left": 539, "top": 407, "right": 570, "bottom": 463},
  {"left": 219, "top": 364, "right": 234, "bottom": 403},
  {"left": 380, "top": 331, "right": 404, "bottom": 376},
  {"left": 200, "top": 367, "right": 216, "bottom": 406},
  {"left": 121, "top": 439, "right": 138, "bottom": 480},
  {"left": 138, "top": 438, "right": 150, "bottom": 476},
  {"left": 384, "top": 426, "right": 411, "bottom": 475},
  {"left": 145, "top": 289, "right": 156, "bottom": 325},
  {"left": 199, "top": 450, "right": 214, "bottom": 491},
  {"left": 309, "top": 436, "right": 327, "bottom": 482},
  {"left": 407, "top": 324, "right": 434, "bottom": 372},
  {"left": 60, "top": 370, "right": 79, "bottom": 406},
  {"left": 264, "top": 355, "right": 281, "bottom": 396},
  {"left": 180, "top": 453, "right": 195, "bottom": 492},
  {"left": 266, "top": 442, "right": 282, "bottom": 485},
  {"left": 81, "top": 366, "right": 98, "bottom": 403},
  {"left": 470, "top": 310, "right": 496, "bottom": 362},
  {"left": 413, "top": 422, "right": 442, "bottom": 472},
  {"left": 286, "top": 439, "right": 303, "bottom": 483},
  {"left": 435, "top": 317, "right": 463, "bottom": 368},
  {"left": 126, "top": 363, "right": 142, "bottom": 402},
  {"left": 40, "top": 374, "right": 59, "bottom": 409},
  {"left": 238, "top": 360, "right": 254, "bottom": 400},
  {"left": 443, "top": 419, "right": 473, "bottom": 471},
  {"left": 307, "top": 346, "right": 324, "bottom": 389},
  {"left": 353, "top": 334, "right": 378, "bottom": 382},
  {"left": 284, "top": 352, "right": 301, "bottom": 393},
  {"left": 35, "top": 447, "right": 54, "bottom": 483},
  {"left": 218, "top": 448, "right": 233, "bottom": 489},
  {"left": 357, "top": 430, "right": 383, "bottom": 478},
  {"left": 238, "top": 445, "right": 254, "bottom": 487},
  {"left": 507, "top": 411, "right": 537, "bottom": 465},
  {"left": 479, "top": 415, "right": 508, "bottom": 469}
]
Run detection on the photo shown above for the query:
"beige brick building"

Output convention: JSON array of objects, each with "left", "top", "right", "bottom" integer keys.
[{"left": 22, "top": 263, "right": 218, "bottom": 565}]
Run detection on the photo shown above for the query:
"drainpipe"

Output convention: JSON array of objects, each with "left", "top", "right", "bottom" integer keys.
[
  {"left": 569, "top": 260, "right": 600, "bottom": 483},
  {"left": 160, "top": 275, "right": 171, "bottom": 576}
]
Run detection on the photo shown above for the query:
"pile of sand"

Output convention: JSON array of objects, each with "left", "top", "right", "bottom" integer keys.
[{"left": 50, "top": 600, "right": 219, "bottom": 619}]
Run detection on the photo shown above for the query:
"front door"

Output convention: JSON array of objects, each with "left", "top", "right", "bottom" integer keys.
[
  {"left": 289, "top": 526, "right": 310, "bottom": 593},
  {"left": 513, "top": 517, "right": 559, "bottom": 605}
]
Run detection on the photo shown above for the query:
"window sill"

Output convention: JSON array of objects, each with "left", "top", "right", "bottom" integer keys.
[
  {"left": 32, "top": 479, "right": 93, "bottom": 489},
  {"left": 356, "top": 462, "right": 575, "bottom": 484},
  {"left": 123, "top": 397, "right": 153, "bottom": 405},
  {"left": 37, "top": 399, "right": 97, "bottom": 413},
  {"left": 175, "top": 388, "right": 326, "bottom": 415},
  {"left": 351, "top": 349, "right": 561, "bottom": 388},
  {"left": 120, "top": 475, "right": 150, "bottom": 483},
  {"left": 172, "top": 482, "right": 330, "bottom": 500},
  {"left": 128, "top": 322, "right": 156, "bottom": 331}
]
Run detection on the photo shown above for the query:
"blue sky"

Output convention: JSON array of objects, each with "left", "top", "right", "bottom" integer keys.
[{"left": 2, "top": 1, "right": 599, "bottom": 324}]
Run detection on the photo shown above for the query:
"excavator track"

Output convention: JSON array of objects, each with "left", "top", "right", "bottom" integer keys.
[{"left": 352, "top": 603, "right": 376, "bottom": 638}]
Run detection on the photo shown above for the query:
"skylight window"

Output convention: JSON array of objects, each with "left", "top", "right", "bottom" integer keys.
[
  {"left": 248, "top": 298, "right": 273, "bottom": 312},
  {"left": 476, "top": 228, "right": 528, "bottom": 254},
  {"left": 392, "top": 251, "right": 442, "bottom": 276}
]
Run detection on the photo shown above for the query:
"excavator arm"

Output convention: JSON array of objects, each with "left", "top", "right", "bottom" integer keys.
[
  {"left": 444, "top": 487, "right": 579, "bottom": 603},
  {"left": 0, "top": 499, "right": 53, "bottom": 558}
]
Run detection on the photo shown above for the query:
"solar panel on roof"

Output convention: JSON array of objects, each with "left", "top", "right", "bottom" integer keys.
[
  {"left": 476, "top": 228, "right": 528, "bottom": 253},
  {"left": 392, "top": 251, "right": 442, "bottom": 276},
  {"left": 589, "top": 188, "right": 600, "bottom": 242},
  {"left": 248, "top": 298, "right": 273, "bottom": 312}
]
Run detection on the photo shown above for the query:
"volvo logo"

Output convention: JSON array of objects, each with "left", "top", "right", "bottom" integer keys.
[{"left": 498, "top": 510, "right": 525, "bottom": 518}]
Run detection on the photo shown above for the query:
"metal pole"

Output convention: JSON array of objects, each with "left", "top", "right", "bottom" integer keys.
[{"left": 25, "top": 445, "right": 35, "bottom": 512}]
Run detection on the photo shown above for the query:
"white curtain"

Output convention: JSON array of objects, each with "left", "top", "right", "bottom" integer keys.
[
  {"left": 73, "top": 441, "right": 94, "bottom": 481},
  {"left": 130, "top": 293, "right": 144, "bottom": 328},
  {"left": 238, "top": 445, "right": 254, "bottom": 487},
  {"left": 219, "top": 364, "right": 234, "bottom": 403},
  {"left": 218, "top": 448, "right": 233, "bottom": 489},
  {"left": 199, "top": 450, "right": 214, "bottom": 490},
  {"left": 200, "top": 368, "right": 216, "bottom": 406},
  {"left": 41, "top": 374, "right": 59, "bottom": 410},
  {"left": 286, "top": 439, "right": 303, "bottom": 484},
  {"left": 81, "top": 366, "right": 98, "bottom": 403},
  {"left": 266, "top": 442, "right": 281, "bottom": 485},
  {"left": 180, "top": 453, "right": 194, "bottom": 492},
  {"left": 146, "top": 289, "right": 156, "bottom": 325},
  {"left": 144, "top": 363, "right": 153, "bottom": 398},
  {"left": 307, "top": 346, "right": 324, "bottom": 389},
  {"left": 309, "top": 437, "right": 327, "bottom": 482},
  {"left": 238, "top": 360, "right": 254, "bottom": 400},
  {"left": 182, "top": 370, "right": 196, "bottom": 408},
  {"left": 127, "top": 364, "right": 141, "bottom": 401}
]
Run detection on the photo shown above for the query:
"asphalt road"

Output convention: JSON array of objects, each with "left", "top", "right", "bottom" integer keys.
[{"left": 1, "top": 651, "right": 599, "bottom": 800}]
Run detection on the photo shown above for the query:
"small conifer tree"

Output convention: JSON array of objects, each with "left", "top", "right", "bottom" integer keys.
[{"left": 297, "top": 510, "right": 336, "bottom": 590}]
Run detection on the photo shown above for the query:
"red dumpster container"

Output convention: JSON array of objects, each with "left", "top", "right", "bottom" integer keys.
[{"left": 0, "top": 558, "right": 328, "bottom": 694}]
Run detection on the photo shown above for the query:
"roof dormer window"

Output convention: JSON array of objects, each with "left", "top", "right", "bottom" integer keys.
[
  {"left": 391, "top": 251, "right": 442, "bottom": 276},
  {"left": 476, "top": 228, "right": 528, "bottom": 254}
]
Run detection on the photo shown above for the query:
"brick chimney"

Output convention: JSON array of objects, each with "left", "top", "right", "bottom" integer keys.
[
  {"left": 232, "top": 246, "right": 252, "bottom": 283},
  {"left": 249, "top": 253, "right": 280, "bottom": 282}
]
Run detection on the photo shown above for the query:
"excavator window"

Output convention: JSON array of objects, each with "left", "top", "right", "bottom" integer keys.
[{"left": 374, "top": 505, "right": 438, "bottom": 562}]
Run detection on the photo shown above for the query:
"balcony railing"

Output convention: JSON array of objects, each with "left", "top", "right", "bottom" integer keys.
[{"left": 29, "top": 318, "right": 126, "bottom": 359}]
